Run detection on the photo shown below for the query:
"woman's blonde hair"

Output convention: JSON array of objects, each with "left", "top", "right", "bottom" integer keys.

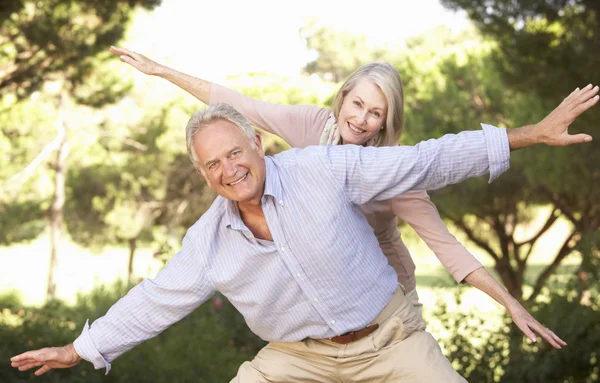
[{"left": 332, "top": 62, "right": 404, "bottom": 147}]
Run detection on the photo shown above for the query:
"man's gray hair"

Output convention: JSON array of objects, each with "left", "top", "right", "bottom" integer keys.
[{"left": 186, "top": 103, "right": 257, "bottom": 167}]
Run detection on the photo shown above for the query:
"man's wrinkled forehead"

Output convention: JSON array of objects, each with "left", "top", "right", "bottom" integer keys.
[{"left": 193, "top": 121, "right": 253, "bottom": 163}]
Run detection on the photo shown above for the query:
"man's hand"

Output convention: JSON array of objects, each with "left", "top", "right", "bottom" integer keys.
[
  {"left": 110, "top": 46, "right": 162, "bottom": 76},
  {"left": 535, "top": 84, "right": 598, "bottom": 146},
  {"left": 506, "top": 301, "right": 567, "bottom": 349},
  {"left": 508, "top": 84, "right": 598, "bottom": 150},
  {"left": 10, "top": 343, "right": 82, "bottom": 376}
]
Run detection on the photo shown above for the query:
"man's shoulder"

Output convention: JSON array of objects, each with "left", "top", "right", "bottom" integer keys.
[
  {"left": 186, "top": 196, "right": 228, "bottom": 239},
  {"left": 271, "top": 145, "right": 333, "bottom": 166}
]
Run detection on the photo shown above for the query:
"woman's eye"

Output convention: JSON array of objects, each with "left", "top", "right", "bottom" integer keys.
[
  {"left": 353, "top": 101, "right": 361, "bottom": 107},
  {"left": 372, "top": 111, "right": 381, "bottom": 118}
]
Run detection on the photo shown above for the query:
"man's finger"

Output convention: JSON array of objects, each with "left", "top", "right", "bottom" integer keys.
[
  {"left": 34, "top": 364, "right": 52, "bottom": 376},
  {"left": 564, "top": 133, "right": 593, "bottom": 145},
  {"left": 10, "top": 357, "right": 33, "bottom": 366},
  {"left": 18, "top": 361, "right": 43, "bottom": 371},
  {"left": 574, "top": 94, "right": 600, "bottom": 117},
  {"left": 572, "top": 84, "right": 598, "bottom": 108},
  {"left": 562, "top": 87, "right": 581, "bottom": 106},
  {"left": 11, "top": 350, "right": 45, "bottom": 363}
]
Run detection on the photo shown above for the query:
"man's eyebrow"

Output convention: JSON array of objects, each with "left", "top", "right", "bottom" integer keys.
[{"left": 203, "top": 146, "right": 243, "bottom": 167}]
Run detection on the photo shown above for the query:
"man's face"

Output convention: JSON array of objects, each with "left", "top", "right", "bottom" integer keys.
[{"left": 193, "top": 119, "right": 266, "bottom": 206}]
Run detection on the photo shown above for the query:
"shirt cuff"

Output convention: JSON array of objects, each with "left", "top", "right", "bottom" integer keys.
[
  {"left": 73, "top": 319, "right": 112, "bottom": 375},
  {"left": 481, "top": 123, "right": 510, "bottom": 183}
]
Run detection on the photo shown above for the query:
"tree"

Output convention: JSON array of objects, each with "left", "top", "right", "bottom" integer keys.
[
  {"left": 439, "top": 0, "right": 600, "bottom": 301},
  {"left": 0, "top": 0, "right": 160, "bottom": 104},
  {"left": 0, "top": 0, "right": 162, "bottom": 298},
  {"left": 300, "top": 20, "right": 398, "bottom": 82},
  {"left": 65, "top": 106, "right": 183, "bottom": 284},
  {"left": 402, "top": 43, "right": 559, "bottom": 301}
]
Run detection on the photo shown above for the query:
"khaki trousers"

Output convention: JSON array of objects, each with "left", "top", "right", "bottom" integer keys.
[{"left": 231, "top": 287, "right": 466, "bottom": 382}]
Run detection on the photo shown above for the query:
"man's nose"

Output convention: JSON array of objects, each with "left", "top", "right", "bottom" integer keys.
[{"left": 223, "top": 160, "right": 237, "bottom": 176}]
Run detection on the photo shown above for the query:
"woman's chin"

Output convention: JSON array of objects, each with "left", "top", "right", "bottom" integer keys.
[{"left": 341, "top": 133, "right": 368, "bottom": 146}]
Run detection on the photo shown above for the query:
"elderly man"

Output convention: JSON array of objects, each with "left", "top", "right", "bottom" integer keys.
[{"left": 11, "top": 86, "right": 598, "bottom": 382}]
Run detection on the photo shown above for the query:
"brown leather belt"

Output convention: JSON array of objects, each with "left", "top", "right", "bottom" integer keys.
[{"left": 329, "top": 324, "right": 379, "bottom": 344}]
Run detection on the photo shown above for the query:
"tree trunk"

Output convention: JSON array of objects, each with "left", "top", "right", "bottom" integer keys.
[
  {"left": 47, "top": 93, "right": 69, "bottom": 299},
  {"left": 128, "top": 238, "right": 137, "bottom": 284}
]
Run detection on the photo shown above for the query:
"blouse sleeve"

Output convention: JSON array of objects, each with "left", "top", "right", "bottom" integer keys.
[
  {"left": 210, "top": 83, "right": 331, "bottom": 148},
  {"left": 390, "top": 189, "right": 483, "bottom": 283}
]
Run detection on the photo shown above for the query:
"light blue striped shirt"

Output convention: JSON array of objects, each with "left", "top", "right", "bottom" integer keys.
[{"left": 74, "top": 124, "right": 509, "bottom": 373}]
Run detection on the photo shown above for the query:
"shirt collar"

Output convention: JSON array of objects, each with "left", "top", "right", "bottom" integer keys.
[{"left": 262, "top": 157, "right": 282, "bottom": 202}]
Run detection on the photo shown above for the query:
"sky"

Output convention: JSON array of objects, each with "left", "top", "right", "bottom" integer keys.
[{"left": 125, "top": 0, "right": 470, "bottom": 82}]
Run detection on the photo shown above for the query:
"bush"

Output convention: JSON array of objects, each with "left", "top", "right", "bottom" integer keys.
[
  {"left": 1, "top": 282, "right": 265, "bottom": 382},
  {"left": 432, "top": 283, "right": 600, "bottom": 382}
]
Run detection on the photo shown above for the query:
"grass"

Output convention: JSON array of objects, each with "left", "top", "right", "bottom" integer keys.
[{"left": 0, "top": 232, "right": 163, "bottom": 306}]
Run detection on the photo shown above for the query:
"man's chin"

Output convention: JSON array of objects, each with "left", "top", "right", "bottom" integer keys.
[{"left": 227, "top": 191, "right": 256, "bottom": 203}]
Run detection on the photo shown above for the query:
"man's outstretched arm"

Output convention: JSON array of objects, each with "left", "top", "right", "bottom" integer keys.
[
  {"left": 9, "top": 232, "right": 214, "bottom": 376},
  {"left": 325, "top": 84, "right": 597, "bottom": 205}
]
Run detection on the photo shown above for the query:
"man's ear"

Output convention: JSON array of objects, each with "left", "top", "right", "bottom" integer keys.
[
  {"left": 196, "top": 167, "right": 212, "bottom": 188},
  {"left": 254, "top": 133, "right": 265, "bottom": 157}
]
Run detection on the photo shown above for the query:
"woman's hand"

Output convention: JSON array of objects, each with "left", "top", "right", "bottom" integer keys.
[
  {"left": 506, "top": 300, "right": 567, "bottom": 349},
  {"left": 110, "top": 46, "right": 162, "bottom": 76}
]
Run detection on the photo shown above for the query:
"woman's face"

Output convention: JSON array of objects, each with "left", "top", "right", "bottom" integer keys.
[{"left": 337, "top": 77, "right": 388, "bottom": 145}]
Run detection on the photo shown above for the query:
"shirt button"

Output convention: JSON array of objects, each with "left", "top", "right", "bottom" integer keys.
[
  {"left": 279, "top": 200, "right": 284, "bottom": 206},
  {"left": 313, "top": 297, "right": 318, "bottom": 302},
  {"left": 281, "top": 247, "right": 286, "bottom": 252},
  {"left": 297, "top": 273, "right": 301, "bottom": 278},
  {"left": 331, "top": 320, "right": 336, "bottom": 325}
]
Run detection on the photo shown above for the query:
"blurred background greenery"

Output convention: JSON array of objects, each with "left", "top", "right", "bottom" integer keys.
[{"left": 1, "top": 0, "right": 598, "bottom": 382}]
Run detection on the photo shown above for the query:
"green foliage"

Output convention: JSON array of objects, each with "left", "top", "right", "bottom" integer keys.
[
  {"left": 0, "top": 282, "right": 264, "bottom": 382},
  {"left": 398, "top": 30, "right": 560, "bottom": 300},
  {"left": 300, "top": 19, "right": 400, "bottom": 82},
  {"left": 433, "top": 278, "right": 600, "bottom": 382},
  {"left": 437, "top": 0, "right": 600, "bottom": 303},
  {"left": 0, "top": 200, "right": 46, "bottom": 245},
  {"left": 440, "top": 0, "right": 599, "bottom": 100},
  {"left": 0, "top": 0, "right": 161, "bottom": 103},
  {"left": 0, "top": 0, "right": 163, "bottom": 262}
]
